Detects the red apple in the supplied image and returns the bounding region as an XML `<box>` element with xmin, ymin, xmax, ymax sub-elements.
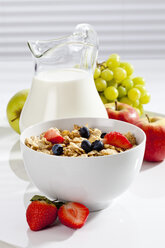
<box><xmin>136</xmin><ymin>115</ymin><xmax>165</xmax><ymax>162</ymax></box>
<box><xmin>105</xmin><ymin>101</ymin><xmax>139</xmax><ymax>124</ymax></box>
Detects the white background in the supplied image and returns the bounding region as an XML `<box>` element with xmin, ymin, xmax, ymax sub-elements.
<box><xmin>1</xmin><ymin>0</ymin><xmax>165</xmax><ymax>60</ymax></box>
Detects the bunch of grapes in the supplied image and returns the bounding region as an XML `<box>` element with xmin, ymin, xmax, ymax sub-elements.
<box><xmin>94</xmin><ymin>54</ymin><xmax>151</xmax><ymax>116</ymax></box>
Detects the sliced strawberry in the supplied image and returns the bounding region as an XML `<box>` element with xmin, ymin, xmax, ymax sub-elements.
<box><xmin>58</xmin><ymin>202</ymin><xmax>89</xmax><ymax>229</ymax></box>
<box><xmin>26</xmin><ymin>195</ymin><xmax>58</xmax><ymax>231</ymax></box>
<box><xmin>103</xmin><ymin>131</ymin><xmax>133</xmax><ymax>149</ymax></box>
<box><xmin>44</xmin><ymin>128</ymin><xmax>64</xmax><ymax>143</ymax></box>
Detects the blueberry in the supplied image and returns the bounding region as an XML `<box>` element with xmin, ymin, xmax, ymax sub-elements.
<box><xmin>101</xmin><ymin>132</ymin><xmax>107</xmax><ymax>138</ymax></box>
<box><xmin>81</xmin><ymin>140</ymin><xmax>92</xmax><ymax>153</ymax></box>
<box><xmin>91</xmin><ymin>140</ymin><xmax>104</xmax><ymax>151</ymax></box>
<box><xmin>52</xmin><ymin>144</ymin><xmax>63</xmax><ymax>155</ymax></box>
<box><xmin>79</xmin><ymin>127</ymin><xmax>90</xmax><ymax>138</ymax></box>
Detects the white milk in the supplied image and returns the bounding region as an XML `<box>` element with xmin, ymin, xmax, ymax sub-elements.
<box><xmin>20</xmin><ymin>68</ymin><xmax>108</xmax><ymax>131</ymax></box>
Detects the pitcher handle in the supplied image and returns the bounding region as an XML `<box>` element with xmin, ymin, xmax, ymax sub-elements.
<box><xmin>73</xmin><ymin>23</ymin><xmax>99</xmax><ymax>49</ymax></box>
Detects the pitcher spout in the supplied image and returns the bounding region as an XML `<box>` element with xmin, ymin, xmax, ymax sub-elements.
<box><xmin>27</xmin><ymin>39</ymin><xmax>61</xmax><ymax>58</ymax></box>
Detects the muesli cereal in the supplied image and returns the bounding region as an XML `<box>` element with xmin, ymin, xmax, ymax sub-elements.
<box><xmin>25</xmin><ymin>124</ymin><xmax>136</xmax><ymax>157</ymax></box>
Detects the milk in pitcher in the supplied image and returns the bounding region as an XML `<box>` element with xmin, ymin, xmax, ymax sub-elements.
<box><xmin>20</xmin><ymin>68</ymin><xmax>108</xmax><ymax>131</ymax></box>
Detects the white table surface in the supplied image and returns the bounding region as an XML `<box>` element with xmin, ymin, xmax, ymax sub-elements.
<box><xmin>0</xmin><ymin>60</ymin><xmax>165</xmax><ymax>248</ymax></box>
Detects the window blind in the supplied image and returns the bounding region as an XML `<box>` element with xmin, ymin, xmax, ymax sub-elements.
<box><xmin>1</xmin><ymin>0</ymin><xmax>165</xmax><ymax>60</ymax></box>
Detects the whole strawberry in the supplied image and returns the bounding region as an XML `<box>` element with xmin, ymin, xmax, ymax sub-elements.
<box><xmin>26</xmin><ymin>195</ymin><xmax>58</xmax><ymax>231</ymax></box>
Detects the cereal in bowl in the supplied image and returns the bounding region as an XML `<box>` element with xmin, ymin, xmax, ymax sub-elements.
<box><xmin>25</xmin><ymin>124</ymin><xmax>136</xmax><ymax>157</ymax></box>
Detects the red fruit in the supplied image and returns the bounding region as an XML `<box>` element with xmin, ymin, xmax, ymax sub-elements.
<box><xmin>44</xmin><ymin>128</ymin><xmax>64</xmax><ymax>143</ymax></box>
<box><xmin>58</xmin><ymin>202</ymin><xmax>89</xmax><ymax>229</ymax></box>
<box><xmin>26</xmin><ymin>195</ymin><xmax>58</xmax><ymax>231</ymax></box>
<box><xmin>105</xmin><ymin>102</ymin><xmax>139</xmax><ymax>125</ymax></box>
<box><xmin>103</xmin><ymin>131</ymin><xmax>133</xmax><ymax>149</ymax></box>
<box><xmin>136</xmin><ymin>116</ymin><xmax>165</xmax><ymax>162</ymax></box>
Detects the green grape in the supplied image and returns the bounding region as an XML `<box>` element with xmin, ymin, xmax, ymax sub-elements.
<box><xmin>133</xmin><ymin>77</ymin><xmax>145</xmax><ymax>86</ymax></box>
<box><xmin>95</xmin><ymin>78</ymin><xmax>107</xmax><ymax>92</ymax></box>
<box><xmin>127</xmin><ymin>75</ymin><xmax>134</xmax><ymax>79</ymax></box>
<box><xmin>109</xmin><ymin>54</ymin><xmax>120</xmax><ymax>59</ymax></box>
<box><xmin>133</xmin><ymin>99</ymin><xmax>140</xmax><ymax>107</ymax></box>
<box><xmin>119</xmin><ymin>97</ymin><xmax>133</xmax><ymax>106</ymax></box>
<box><xmin>94</xmin><ymin>67</ymin><xmax>101</xmax><ymax>79</ymax></box>
<box><xmin>138</xmin><ymin>104</ymin><xmax>144</xmax><ymax>116</ymax></box>
<box><xmin>117</xmin><ymin>86</ymin><xmax>127</xmax><ymax>98</ymax></box>
<box><xmin>128</xmin><ymin>88</ymin><xmax>141</xmax><ymax>101</ymax></box>
<box><xmin>104</xmin><ymin>86</ymin><xmax>118</xmax><ymax>101</ymax></box>
<box><xmin>134</xmin><ymin>84</ymin><xmax>146</xmax><ymax>97</ymax></box>
<box><xmin>120</xmin><ymin>62</ymin><xmax>134</xmax><ymax>76</ymax></box>
<box><xmin>113</xmin><ymin>67</ymin><xmax>127</xmax><ymax>82</ymax></box>
<box><xmin>101</xmin><ymin>69</ymin><xmax>113</xmax><ymax>81</ymax></box>
<box><xmin>100</xmin><ymin>93</ymin><xmax>108</xmax><ymax>104</ymax></box>
<box><xmin>121</xmin><ymin>78</ymin><xmax>134</xmax><ymax>90</ymax></box>
<box><xmin>140</xmin><ymin>92</ymin><xmax>151</xmax><ymax>104</ymax></box>
<box><xmin>107</xmin><ymin>79</ymin><xmax>118</xmax><ymax>88</ymax></box>
<box><xmin>107</xmin><ymin>54</ymin><xmax>120</xmax><ymax>69</ymax></box>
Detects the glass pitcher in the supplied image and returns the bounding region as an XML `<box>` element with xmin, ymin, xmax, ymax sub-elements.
<box><xmin>19</xmin><ymin>23</ymin><xmax>108</xmax><ymax>132</ymax></box>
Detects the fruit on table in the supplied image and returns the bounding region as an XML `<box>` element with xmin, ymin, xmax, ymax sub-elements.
<box><xmin>44</xmin><ymin>128</ymin><xmax>64</xmax><ymax>143</ymax></box>
<box><xmin>103</xmin><ymin>131</ymin><xmax>133</xmax><ymax>149</ymax></box>
<box><xmin>105</xmin><ymin>101</ymin><xmax>139</xmax><ymax>125</ymax></box>
<box><xmin>101</xmin><ymin>68</ymin><xmax>113</xmax><ymax>81</ymax></box>
<box><xmin>95</xmin><ymin>78</ymin><xmax>107</xmax><ymax>92</ymax></box>
<box><xmin>120</xmin><ymin>62</ymin><xmax>134</xmax><ymax>76</ymax></box>
<box><xmin>26</xmin><ymin>195</ymin><xmax>89</xmax><ymax>231</ymax></box>
<box><xmin>26</xmin><ymin>195</ymin><xmax>58</xmax><ymax>231</ymax></box>
<box><xmin>113</xmin><ymin>67</ymin><xmax>127</xmax><ymax>82</ymax></box>
<box><xmin>136</xmin><ymin>115</ymin><xmax>165</xmax><ymax>162</ymax></box>
<box><xmin>106</xmin><ymin>54</ymin><xmax>120</xmax><ymax>68</ymax></box>
<box><xmin>6</xmin><ymin>89</ymin><xmax>29</xmax><ymax>134</ymax></box>
<box><xmin>104</xmin><ymin>86</ymin><xmax>118</xmax><ymax>101</ymax></box>
<box><xmin>94</xmin><ymin>54</ymin><xmax>151</xmax><ymax>116</ymax></box>
<box><xmin>58</xmin><ymin>202</ymin><xmax>89</xmax><ymax>229</ymax></box>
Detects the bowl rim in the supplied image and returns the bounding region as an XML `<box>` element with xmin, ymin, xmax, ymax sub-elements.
<box><xmin>20</xmin><ymin>117</ymin><xmax>146</xmax><ymax>160</ymax></box>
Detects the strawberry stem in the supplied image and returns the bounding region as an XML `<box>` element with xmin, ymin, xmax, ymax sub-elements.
<box><xmin>30</xmin><ymin>195</ymin><xmax>53</xmax><ymax>204</ymax></box>
<box><xmin>52</xmin><ymin>200</ymin><xmax>65</xmax><ymax>209</ymax></box>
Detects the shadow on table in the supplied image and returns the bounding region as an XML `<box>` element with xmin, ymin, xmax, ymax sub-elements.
<box><xmin>26</xmin><ymin>223</ymin><xmax>75</xmax><ymax>246</ymax></box>
<box><xmin>131</xmin><ymin>159</ymin><xmax>165</xmax><ymax>198</ymax></box>
<box><xmin>9</xmin><ymin>139</ymin><xmax>29</xmax><ymax>182</ymax></box>
<box><xmin>0</xmin><ymin>240</ymin><xmax>21</xmax><ymax>248</ymax></box>
<box><xmin>140</xmin><ymin>160</ymin><xmax>161</xmax><ymax>172</ymax></box>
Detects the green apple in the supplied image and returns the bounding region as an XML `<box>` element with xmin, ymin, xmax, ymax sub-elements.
<box><xmin>6</xmin><ymin>89</ymin><xmax>29</xmax><ymax>134</ymax></box>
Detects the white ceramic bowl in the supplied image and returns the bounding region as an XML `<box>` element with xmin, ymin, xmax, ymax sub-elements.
<box><xmin>20</xmin><ymin>117</ymin><xmax>146</xmax><ymax>211</ymax></box>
